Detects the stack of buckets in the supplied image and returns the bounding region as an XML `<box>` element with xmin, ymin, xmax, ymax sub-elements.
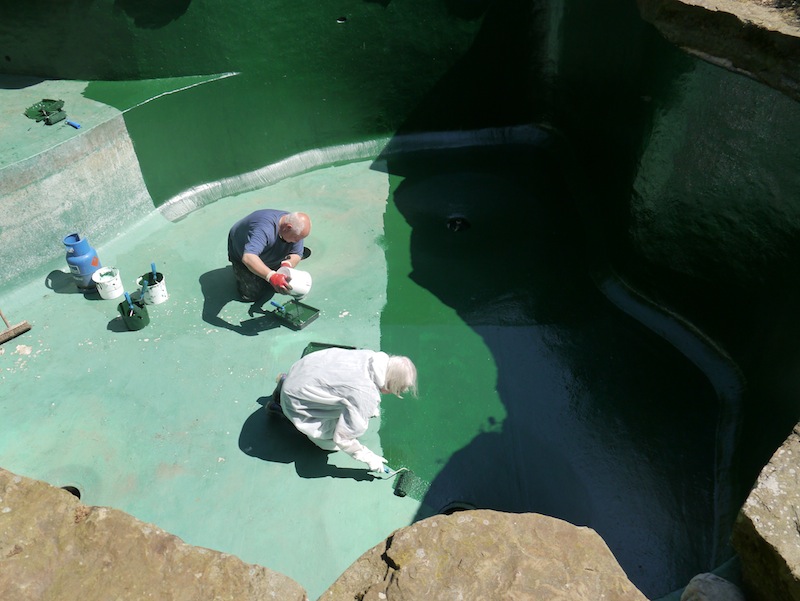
<box><xmin>63</xmin><ymin>234</ymin><xmax>168</xmax><ymax>331</ymax></box>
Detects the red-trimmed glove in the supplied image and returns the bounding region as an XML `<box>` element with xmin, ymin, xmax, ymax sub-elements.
<box><xmin>280</xmin><ymin>260</ymin><xmax>293</xmax><ymax>268</ymax></box>
<box><xmin>268</xmin><ymin>271</ymin><xmax>290</xmax><ymax>291</ymax></box>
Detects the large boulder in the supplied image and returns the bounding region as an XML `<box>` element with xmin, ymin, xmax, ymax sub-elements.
<box><xmin>680</xmin><ymin>572</ymin><xmax>745</xmax><ymax>600</ymax></box>
<box><xmin>731</xmin><ymin>423</ymin><xmax>800</xmax><ymax>601</ymax></box>
<box><xmin>636</xmin><ymin>0</ymin><xmax>800</xmax><ymax>102</ymax></box>
<box><xmin>320</xmin><ymin>509</ymin><xmax>647</xmax><ymax>601</ymax></box>
<box><xmin>0</xmin><ymin>468</ymin><xmax>307</xmax><ymax>601</ymax></box>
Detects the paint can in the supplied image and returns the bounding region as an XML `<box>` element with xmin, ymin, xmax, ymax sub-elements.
<box><xmin>91</xmin><ymin>268</ymin><xmax>124</xmax><ymax>300</ymax></box>
<box><xmin>117</xmin><ymin>298</ymin><xmax>149</xmax><ymax>331</ymax></box>
<box><xmin>277</xmin><ymin>266</ymin><xmax>312</xmax><ymax>299</ymax></box>
<box><xmin>135</xmin><ymin>272</ymin><xmax>169</xmax><ymax>305</ymax></box>
<box><xmin>63</xmin><ymin>233</ymin><xmax>101</xmax><ymax>290</ymax></box>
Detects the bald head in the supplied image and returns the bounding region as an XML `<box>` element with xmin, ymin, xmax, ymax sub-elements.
<box><xmin>280</xmin><ymin>212</ymin><xmax>312</xmax><ymax>243</ymax></box>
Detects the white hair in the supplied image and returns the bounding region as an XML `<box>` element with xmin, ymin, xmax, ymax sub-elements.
<box><xmin>283</xmin><ymin>212</ymin><xmax>311</xmax><ymax>236</ymax></box>
<box><xmin>384</xmin><ymin>355</ymin><xmax>418</xmax><ymax>398</ymax></box>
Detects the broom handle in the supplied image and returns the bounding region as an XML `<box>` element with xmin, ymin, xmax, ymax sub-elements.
<box><xmin>0</xmin><ymin>309</ymin><xmax>11</xmax><ymax>329</ymax></box>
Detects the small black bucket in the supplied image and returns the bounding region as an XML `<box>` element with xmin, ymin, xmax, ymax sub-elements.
<box><xmin>117</xmin><ymin>298</ymin><xmax>149</xmax><ymax>331</ymax></box>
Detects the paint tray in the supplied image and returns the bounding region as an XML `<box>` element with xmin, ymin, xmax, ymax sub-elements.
<box><xmin>302</xmin><ymin>341</ymin><xmax>357</xmax><ymax>357</ymax></box>
<box><xmin>270</xmin><ymin>299</ymin><xmax>320</xmax><ymax>331</ymax></box>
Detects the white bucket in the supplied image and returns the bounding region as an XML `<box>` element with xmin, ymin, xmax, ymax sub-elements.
<box><xmin>135</xmin><ymin>272</ymin><xmax>169</xmax><ymax>305</ymax></box>
<box><xmin>91</xmin><ymin>268</ymin><xmax>124</xmax><ymax>300</ymax></box>
<box><xmin>278</xmin><ymin>266</ymin><xmax>312</xmax><ymax>299</ymax></box>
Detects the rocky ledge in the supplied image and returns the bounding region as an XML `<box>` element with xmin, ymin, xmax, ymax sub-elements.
<box><xmin>732</xmin><ymin>423</ymin><xmax>800</xmax><ymax>601</ymax></box>
<box><xmin>1</xmin><ymin>466</ymin><xmax>653</xmax><ymax>601</ymax></box>
<box><xmin>321</xmin><ymin>509</ymin><xmax>648</xmax><ymax>600</ymax></box>
<box><xmin>0</xmin><ymin>468</ymin><xmax>308</xmax><ymax>601</ymax></box>
<box><xmin>636</xmin><ymin>0</ymin><xmax>800</xmax><ymax>101</ymax></box>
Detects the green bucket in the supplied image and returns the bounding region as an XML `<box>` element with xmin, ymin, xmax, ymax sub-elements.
<box><xmin>117</xmin><ymin>298</ymin><xmax>149</xmax><ymax>331</ymax></box>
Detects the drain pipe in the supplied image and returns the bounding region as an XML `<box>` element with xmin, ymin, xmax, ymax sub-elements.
<box><xmin>592</xmin><ymin>266</ymin><xmax>745</xmax><ymax>567</ymax></box>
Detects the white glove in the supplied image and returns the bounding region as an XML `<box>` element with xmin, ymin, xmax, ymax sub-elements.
<box><xmin>353</xmin><ymin>448</ymin><xmax>387</xmax><ymax>472</ymax></box>
<box><xmin>366</xmin><ymin>455</ymin><xmax>387</xmax><ymax>472</ymax></box>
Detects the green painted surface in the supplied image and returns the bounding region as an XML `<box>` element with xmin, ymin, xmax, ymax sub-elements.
<box><xmin>1</xmin><ymin>141</ymin><xmax>723</xmax><ymax>598</ymax></box>
<box><xmin>0</xmin><ymin>0</ymin><xmax>486</xmax><ymax>205</ymax></box>
<box><xmin>4</xmin><ymin>0</ymin><xmax>800</xmax><ymax>599</ymax></box>
<box><xmin>0</xmin><ymin>77</ymin><xmax>121</xmax><ymax>169</ymax></box>
<box><xmin>84</xmin><ymin>74</ymin><xmax>235</xmax><ymax>112</ymax></box>
<box><xmin>380</xmin><ymin>179</ymin><xmax>505</xmax><ymax>487</ymax></box>
<box><xmin>378</xmin><ymin>145</ymin><xmax>721</xmax><ymax>598</ymax></box>
<box><xmin>0</xmin><ymin>161</ymin><xmax>424</xmax><ymax>600</ymax></box>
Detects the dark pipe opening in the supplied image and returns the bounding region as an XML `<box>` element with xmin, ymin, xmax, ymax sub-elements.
<box><xmin>61</xmin><ymin>485</ymin><xmax>81</xmax><ymax>499</ymax></box>
<box><xmin>446</xmin><ymin>215</ymin><xmax>470</xmax><ymax>232</ymax></box>
<box><xmin>440</xmin><ymin>501</ymin><xmax>476</xmax><ymax>515</ymax></box>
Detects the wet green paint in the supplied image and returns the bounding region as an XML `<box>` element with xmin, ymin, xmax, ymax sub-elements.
<box><xmin>380</xmin><ymin>175</ymin><xmax>504</xmax><ymax>490</ymax></box>
<box><xmin>378</xmin><ymin>144</ymin><xmax>720</xmax><ymax>598</ymax></box>
<box><xmin>84</xmin><ymin>75</ymin><xmax>232</xmax><ymax>112</ymax></box>
<box><xmin>2</xmin><ymin>0</ymin><xmax>484</xmax><ymax>206</ymax></box>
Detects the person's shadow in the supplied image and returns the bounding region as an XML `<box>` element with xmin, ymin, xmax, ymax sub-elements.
<box><xmin>199</xmin><ymin>266</ymin><xmax>282</xmax><ymax>336</ymax></box>
<box><xmin>238</xmin><ymin>396</ymin><xmax>375</xmax><ymax>481</ymax></box>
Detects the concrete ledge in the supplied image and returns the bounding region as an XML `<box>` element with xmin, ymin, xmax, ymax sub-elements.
<box><xmin>0</xmin><ymin>116</ymin><xmax>153</xmax><ymax>291</ymax></box>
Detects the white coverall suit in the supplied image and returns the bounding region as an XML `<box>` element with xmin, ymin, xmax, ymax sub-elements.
<box><xmin>279</xmin><ymin>348</ymin><xmax>388</xmax><ymax>471</ymax></box>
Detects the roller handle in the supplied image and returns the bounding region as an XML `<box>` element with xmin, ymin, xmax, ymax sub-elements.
<box><xmin>151</xmin><ymin>262</ymin><xmax>157</xmax><ymax>279</ymax></box>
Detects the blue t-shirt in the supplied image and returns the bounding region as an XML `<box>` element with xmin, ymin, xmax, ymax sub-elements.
<box><xmin>228</xmin><ymin>209</ymin><xmax>304</xmax><ymax>268</ymax></box>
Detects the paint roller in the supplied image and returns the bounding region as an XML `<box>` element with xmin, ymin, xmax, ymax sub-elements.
<box><xmin>374</xmin><ymin>465</ymin><xmax>429</xmax><ymax>498</ymax></box>
<box><xmin>270</xmin><ymin>300</ymin><xmax>288</xmax><ymax>313</ymax></box>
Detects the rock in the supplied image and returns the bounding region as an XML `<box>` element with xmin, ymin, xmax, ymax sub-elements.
<box><xmin>731</xmin><ymin>423</ymin><xmax>800</xmax><ymax>601</ymax></box>
<box><xmin>0</xmin><ymin>468</ymin><xmax>307</xmax><ymax>601</ymax></box>
<box><xmin>320</xmin><ymin>509</ymin><xmax>648</xmax><ymax>601</ymax></box>
<box><xmin>680</xmin><ymin>573</ymin><xmax>745</xmax><ymax>600</ymax></box>
<box><xmin>635</xmin><ymin>0</ymin><xmax>800</xmax><ymax>103</ymax></box>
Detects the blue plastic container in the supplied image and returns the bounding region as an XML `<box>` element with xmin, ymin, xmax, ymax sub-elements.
<box><xmin>63</xmin><ymin>233</ymin><xmax>102</xmax><ymax>289</ymax></box>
